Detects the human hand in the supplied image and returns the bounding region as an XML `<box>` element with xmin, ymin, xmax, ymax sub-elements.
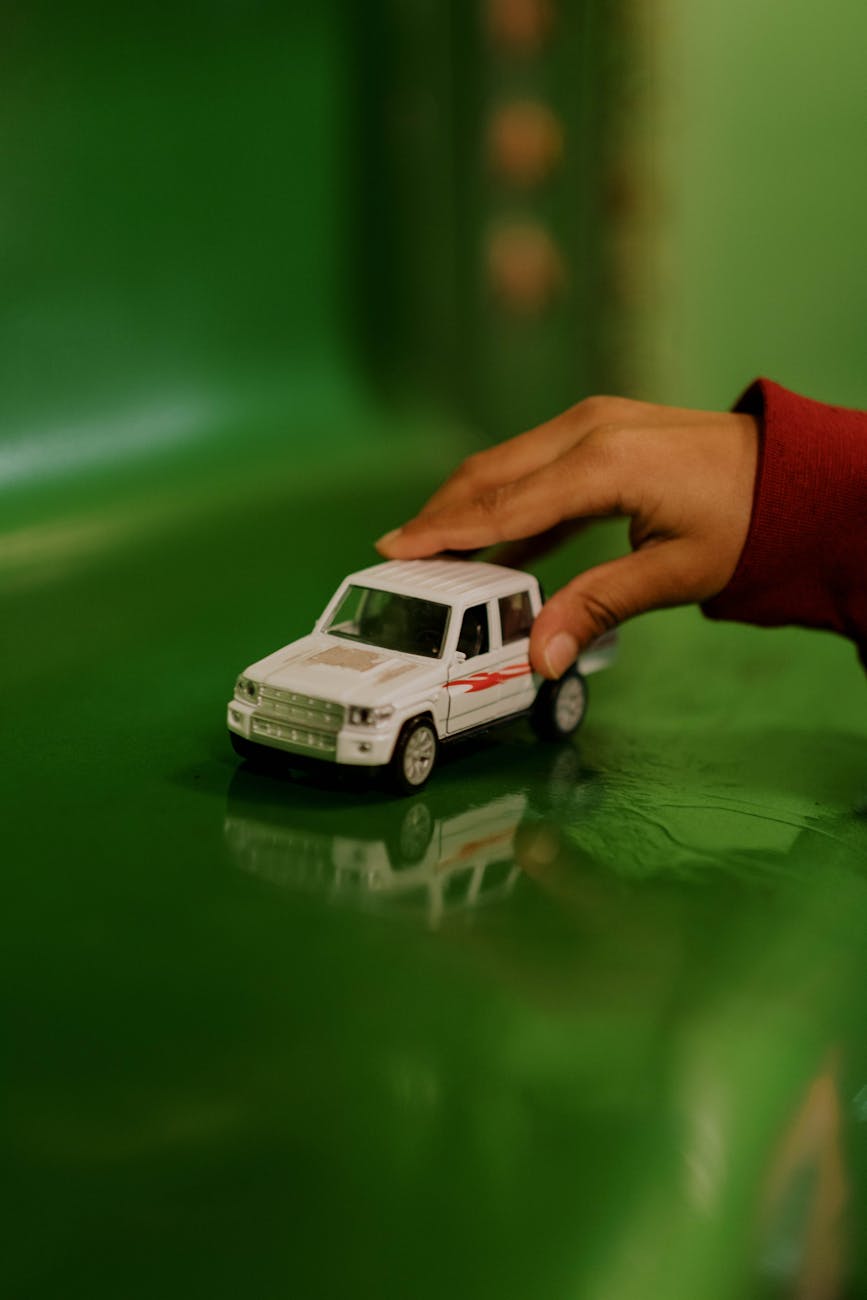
<box><xmin>375</xmin><ymin>396</ymin><xmax>758</xmax><ymax>678</ymax></box>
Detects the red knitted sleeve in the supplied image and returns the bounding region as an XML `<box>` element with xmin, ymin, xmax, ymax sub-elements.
<box><xmin>701</xmin><ymin>378</ymin><xmax>867</xmax><ymax>666</ymax></box>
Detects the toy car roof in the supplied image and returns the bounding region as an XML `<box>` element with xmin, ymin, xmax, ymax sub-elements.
<box><xmin>347</xmin><ymin>559</ymin><xmax>536</xmax><ymax>603</ymax></box>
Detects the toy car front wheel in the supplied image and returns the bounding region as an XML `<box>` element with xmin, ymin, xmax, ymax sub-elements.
<box><xmin>532</xmin><ymin>669</ymin><xmax>588</xmax><ymax>741</ymax></box>
<box><xmin>387</xmin><ymin>799</ymin><xmax>434</xmax><ymax>866</ymax></box>
<box><xmin>389</xmin><ymin>717</ymin><xmax>438</xmax><ymax>795</ymax></box>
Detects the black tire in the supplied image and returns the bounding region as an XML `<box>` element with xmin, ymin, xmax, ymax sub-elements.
<box><xmin>531</xmin><ymin>669</ymin><xmax>588</xmax><ymax>742</ymax></box>
<box><xmin>388</xmin><ymin>717</ymin><xmax>439</xmax><ymax>795</ymax></box>
<box><xmin>230</xmin><ymin>732</ymin><xmax>256</xmax><ymax>760</ymax></box>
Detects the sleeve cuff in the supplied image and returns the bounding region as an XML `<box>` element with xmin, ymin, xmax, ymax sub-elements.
<box><xmin>701</xmin><ymin>378</ymin><xmax>867</xmax><ymax>658</ymax></box>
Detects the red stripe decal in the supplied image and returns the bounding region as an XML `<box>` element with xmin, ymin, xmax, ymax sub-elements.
<box><xmin>448</xmin><ymin>662</ymin><xmax>532</xmax><ymax>693</ymax></box>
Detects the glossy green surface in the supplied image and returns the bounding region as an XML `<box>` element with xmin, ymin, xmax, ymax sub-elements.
<box><xmin>4</xmin><ymin>4</ymin><xmax>867</xmax><ymax>1297</ymax></box>
<box><xmin>6</xmin><ymin>459</ymin><xmax>867</xmax><ymax>1298</ymax></box>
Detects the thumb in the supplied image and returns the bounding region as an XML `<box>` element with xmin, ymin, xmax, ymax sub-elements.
<box><xmin>529</xmin><ymin>542</ymin><xmax>698</xmax><ymax>678</ymax></box>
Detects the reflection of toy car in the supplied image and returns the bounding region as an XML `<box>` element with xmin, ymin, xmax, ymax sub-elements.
<box><xmin>228</xmin><ymin>558</ymin><xmax>616</xmax><ymax>793</ymax></box>
<box><xmin>224</xmin><ymin>745</ymin><xmax>600</xmax><ymax>928</ymax></box>
<box><xmin>225</xmin><ymin>776</ymin><xmax>525</xmax><ymax>929</ymax></box>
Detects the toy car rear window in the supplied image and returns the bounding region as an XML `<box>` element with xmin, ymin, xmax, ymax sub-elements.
<box><xmin>325</xmin><ymin>585</ymin><xmax>450</xmax><ymax>658</ymax></box>
<box><xmin>499</xmin><ymin>591</ymin><xmax>533</xmax><ymax>644</ymax></box>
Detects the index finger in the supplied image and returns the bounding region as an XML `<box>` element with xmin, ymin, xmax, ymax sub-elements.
<box><xmin>377</xmin><ymin>439</ymin><xmax>625</xmax><ymax>558</ymax></box>
<box><xmin>418</xmin><ymin>414</ymin><xmax>582</xmax><ymax>519</ymax></box>
<box><xmin>414</xmin><ymin>396</ymin><xmax>719</xmax><ymax>521</ymax></box>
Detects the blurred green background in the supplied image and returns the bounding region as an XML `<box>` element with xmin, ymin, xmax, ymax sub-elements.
<box><xmin>3</xmin><ymin>0</ymin><xmax>866</xmax><ymax>526</ymax></box>
<box><xmin>4</xmin><ymin>3</ymin><xmax>867</xmax><ymax>1297</ymax></box>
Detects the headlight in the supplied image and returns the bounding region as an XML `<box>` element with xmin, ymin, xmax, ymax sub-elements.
<box><xmin>235</xmin><ymin>676</ymin><xmax>260</xmax><ymax>703</ymax></box>
<box><xmin>349</xmin><ymin>705</ymin><xmax>394</xmax><ymax>726</ymax></box>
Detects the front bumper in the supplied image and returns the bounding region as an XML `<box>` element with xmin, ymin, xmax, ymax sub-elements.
<box><xmin>227</xmin><ymin>698</ymin><xmax>396</xmax><ymax>767</ymax></box>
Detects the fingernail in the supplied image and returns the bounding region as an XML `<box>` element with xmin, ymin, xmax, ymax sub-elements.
<box><xmin>543</xmin><ymin>631</ymin><xmax>578</xmax><ymax>679</ymax></box>
<box><xmin>376</xmin><ymin>527</ymin><xmax>402</xmax><ymax>551</ymax></box>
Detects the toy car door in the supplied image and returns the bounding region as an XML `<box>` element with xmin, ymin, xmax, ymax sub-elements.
<box><xmin>446</xmin><ymin>602</ymin><xmax>522</xmax><ymax>734</ymax></box>
<box><xmin>495</xmin><ymin>589</ymin><xmax>537</xmax><ymax>715</ymax></box>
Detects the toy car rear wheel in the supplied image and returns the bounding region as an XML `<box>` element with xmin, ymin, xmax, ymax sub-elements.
<box><xmin>389</xmin><ymin>717</ymin><xmax>438</xmax><ymax>795</ymax></box>
<box><xmin>531</xmin><ymin>669</ymin><xmax>588</xmax><ymax>741</ymax></box>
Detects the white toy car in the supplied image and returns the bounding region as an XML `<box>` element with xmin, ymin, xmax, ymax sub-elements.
<box><xmin>227</xmin><ymin>558</ymin><xmax>616</xmax><ymax>793</ymax></box>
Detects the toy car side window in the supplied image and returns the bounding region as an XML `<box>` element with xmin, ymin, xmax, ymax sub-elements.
<box><xmin>498</xmin><ymin>592</ymin><xmax>533</xmax><ymax>644</ymax></box>
<box><xmin>457</xmin><ymin>604</ymin><xmax>490</xmax><ymax>658</ymax></box>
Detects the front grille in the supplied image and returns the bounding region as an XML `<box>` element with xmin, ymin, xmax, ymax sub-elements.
<box><xmin>252</xmin><ymin>716</ymin><xmax>337</xmax><ymax>755</ymax></box>
<box><xmin>259</xmin><ymin>685</ymin><xmax>344</xmax><ymax>730</ymax></box>
<box><xmin>254</xmin><ymin>686</ymin><xmax>344</xmax><ymax>757</ymax></box>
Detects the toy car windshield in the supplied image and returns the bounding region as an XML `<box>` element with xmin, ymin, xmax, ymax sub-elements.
<box><xmin>325</xmin><ymin>585</ymin><xmax>449</xmax><ymax>658</ymax></box>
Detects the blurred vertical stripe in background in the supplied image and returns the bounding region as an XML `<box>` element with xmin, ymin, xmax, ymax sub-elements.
<box><xmin>352</xmin><ymin>0</ymin><xmax>637</xmax><ymax>434</ymax></box>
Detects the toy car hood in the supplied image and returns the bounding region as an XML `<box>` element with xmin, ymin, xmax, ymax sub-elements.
<box><xmin>243</xmin><ymin>633</ymin><xmax>444</xmax><ymax>708</ymax></box>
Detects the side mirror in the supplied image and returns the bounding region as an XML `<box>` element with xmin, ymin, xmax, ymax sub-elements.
<box><xmin>452</xmin><ymin>650</ymin><xmax>467</xmax><ymax>665</ymax></box>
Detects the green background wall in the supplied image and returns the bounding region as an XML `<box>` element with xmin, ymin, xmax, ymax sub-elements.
<box><xmin>0</xmin><ymin>1</ymin><xmax>362</xmax><ymax>538</ymax></box>
<box><xmin>2</xmin><ymin>0</ymin><xmax>865</xmax><ymax>516</ymax></box>
<box><xmin>647</xmin><ymin>0</ymin><xmax>867</xmax><ymax>409</ymax></box>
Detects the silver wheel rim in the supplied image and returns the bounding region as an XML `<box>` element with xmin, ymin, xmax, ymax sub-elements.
<box><xmin>399</xmin><ymin>801</ymin><xmax>433</xmax><ymax>859</ymax></box>
<box><xmin>554</xmin><ymin>676</ymin><xmax>585</xmax><ymax>732</ymax></box>
<box><xmin>403</xmin><ymin>726</ymin><xmax>436</xmax><ymax>785</ymax></box>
